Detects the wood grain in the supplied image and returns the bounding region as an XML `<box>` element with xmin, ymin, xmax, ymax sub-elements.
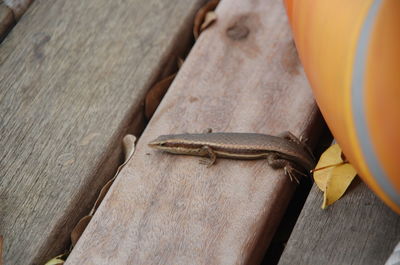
<box><xmin>66</xmin><ymin>0</ymin><xmax>321</xmax><ymax>264</ymax></box>
<box><xmin>279</xmin><ymin>181</ymin><xmax>400</xmax><ymax>265</ymax></box>
<box><xmin>0</xmin><ymin>0</ymin><xmax>204</xmax><ymax>264</ymax></box>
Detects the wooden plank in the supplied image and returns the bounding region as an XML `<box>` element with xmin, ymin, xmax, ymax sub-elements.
<box><xmin>0</xmin><ymin>0</ymin><xmax>205</xmax><ymax>264</ymax></box>
<box><xmin>66</xmin><ymin>0</ymin><xmax>322</xmax><ymax>264</ymax></box>
<box><xmin>279</xmin><ymin>181</ymin><xmax>400</xmax><ymax>265</ymax></box>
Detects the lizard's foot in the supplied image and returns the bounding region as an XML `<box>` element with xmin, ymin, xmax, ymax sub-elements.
<box><xmin>199</xmin><ymin>158</ymin><xmax>215</xmax><ymax>167</ymax></box>
<box><xmin>278</xmin><ymin>131</ymin><xmax>315</xmax><ymax>161</ymax></box>
<box><xmin>284</xmin><ymin>166</ymin><xmax>299</xmax><ymax>183</ymax></box>
<box><xmin>284</xmin><ymin>164</ymin><xmax>308</xmax><ymax>183</ymax></box>
<box><xmin>199</xmin><ymin>145</ymin><xmax>216</xmax><ymax>167</ymax></box>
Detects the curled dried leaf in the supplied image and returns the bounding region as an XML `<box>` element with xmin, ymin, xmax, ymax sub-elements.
<box><xmin>92</xmin><ymin>177</ymin><xmax>115</xmax><ymax>213</ymax></box>
<box><xmin>193</xmin><ymin>0</ymin><xmax>220</xmax><ymax>39</ymax></box>
<box><xmin>122</xmin><ymin>134</ymin><xmax>137</xmax><ymax>162</ymax></box>
<box><xmin>177</xmin><ymin>57</ymin><xmax>184</xmax><ymax>69</ymax></box>
<box><xmin>145</xmin><ymin>73</ymin><xmax>176</xmax><ymax>120</ymax></box>
<box><xmin>70</xmin><ymin>135</ymin><xmax>136</xmax><ymax>247</ymax></box>
<box><xmin>122</xmin><ymin>134</ymin><xmax>136</xmax><ymax>163</ymax></box>
<box><xmin>200</xmin><ymin>11</ymin><xmax>217</xmax><ymax>32</ymax></box>
<box><xmin>91</xmin><ymin>134</ymin><xmax>136</xmax><ymax>214</ymax></box>
<box><xmin>92</xmin><ymin>134</ymin><xmax>136</xmax><ymax>212</ymax></box>
<box><xmin>71</xmin><ymin>216</ymin><xmax>92</xmax><ymax>247</ymax></box>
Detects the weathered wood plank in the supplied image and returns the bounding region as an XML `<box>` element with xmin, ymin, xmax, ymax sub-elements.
<box><xmin>66</xmin><ymin>0</ymin><xmax>321</xmax><ymax>264</ymax></box>
<box><xmin>279</xmin><ymin>181</ymin><xmax>400</xmax><ymax>265</ymax></box>
<box><xmin>0</xmin><ymin>0</ymin><xmax>205</xmax><ymax>264</ymax></box>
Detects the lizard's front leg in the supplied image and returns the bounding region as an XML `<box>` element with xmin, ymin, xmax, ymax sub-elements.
<box><xmin>199</xmin><ymin>145</ymin><xmax>217</xmax><ymax>167</ymax></box>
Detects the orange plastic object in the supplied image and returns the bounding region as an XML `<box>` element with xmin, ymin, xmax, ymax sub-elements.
<box><xmin>284</xmin><ymin>0</ymin><xmax>400</xmax><ymax>213</ymax></box>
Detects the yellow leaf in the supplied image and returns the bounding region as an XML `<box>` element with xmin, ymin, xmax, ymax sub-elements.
<box><xmin>44</xmin><ymin>254</ymin><xmax>66</xmax><ymax>265</ymax></box>
<box><xmin>313</xmin><ymin>144</ymin><xmax>357</xmax><ymax>208</ymax></box>
<box><xmin>322</xmin><ymin>163</ymin><xmax>357</xmax><ymax>208</ymax></box>
<box><xmin>313</xmin><ymin>144</ymin><xmax>343</xmax><ymax>191</ymax></box>
<box><xmin>45</xmin><ymin>258</ymin><xmax>64</xmax><ymax>265</ymax></box>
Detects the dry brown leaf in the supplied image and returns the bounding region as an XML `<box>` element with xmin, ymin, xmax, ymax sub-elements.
<box><xmin>70</xmin><ymin>135</ymin><xmax>136</xmax><ymax>247</ymax></box>
<box><xmin>92</xmin><ymin>177</ymin><xmax>115</xmax><ymax>213</ymax></box>
<box><xmin>193</xmin><ymin>0</ymin><xmax>220</xmax><ymax>39</ymax></box>
<box><xmin>122</xmin><ymin>134</ymin><xmax>136</xmax><ymax>162</ymax></box>
<box><xmin>92</xmin><ymin>135</ymin><xmax>135</xmax><ymax>212</ymax></box>
<box><xmin>145</xmin><ymin>73</ymin><xmax>176</xmax><ymax>120</ymax></box>
<box><xmin>177</xmin><ymin>57</ymin><xmax>184</xmax><ymax>69</ymax></box>
<box><xmin>71</xmin><ymin>216</ymin><xmax>92</xmax><ymax>247</ymax></box>
<box><xmin>313</xmin><ymin>144</ymin><xmax>357</xmax><ymax>209</ymax></box>
<box><xmin>92</xmin><ymin>135</ymin><xmax>136</xmax><ymax>212</ymax></box>
<box><xmin>200</xmin><ymin>11</ymin><xmax>217</xmax><ymax>32</ymax></box>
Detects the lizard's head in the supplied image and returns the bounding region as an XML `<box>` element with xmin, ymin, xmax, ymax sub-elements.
<box><xmin>148</xmin><ymin>134</ymin><xmax>171</xmax><ymax>149</ymax></box>
<box><xmin>148</xmin><ymin>134</ymin><xmax>203</xmax><ymax>154</ymax></box>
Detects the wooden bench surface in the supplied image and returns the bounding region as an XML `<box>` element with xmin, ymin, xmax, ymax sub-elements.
<box><xmin>2</xmin><ymin>0</ymin><xmax>396</xmax><ymax>264</ymax></box>
<box><xmin>279</xmin><ymin>181</ymin><xmax>400</xmax><ymax>265</ymax></box>
<box><xmin>0</xmin><ymin>0</ymin><xmax>204</xmax><ymax>264</ymax></box>
<box><xmin>65</xmin><ymin>0</ymin><xmax>321</xmax><ymax>264</ymax></box>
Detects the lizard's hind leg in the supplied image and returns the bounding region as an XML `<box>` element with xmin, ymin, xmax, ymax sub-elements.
<box><xmin>267</xmin><ymin>153</ymin><xmax>305</xmax><ymax>183</ymax></box>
